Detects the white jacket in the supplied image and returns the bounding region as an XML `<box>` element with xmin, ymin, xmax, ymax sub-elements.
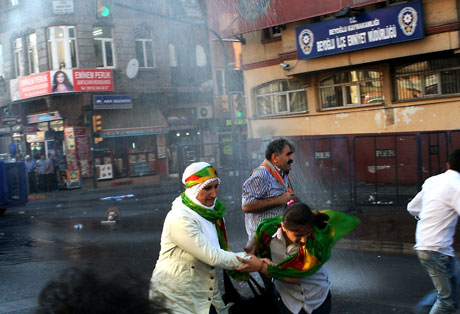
<box><xmin>150</xmin><ymin>196</ymin><xmax>246</xmax><ymax>314</ymax></box>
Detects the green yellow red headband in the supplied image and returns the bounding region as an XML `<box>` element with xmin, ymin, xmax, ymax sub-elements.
<box><xmin>184</xmin><ymin>165</ymin><xmax>218</xmax><ymax>188</ymax></box>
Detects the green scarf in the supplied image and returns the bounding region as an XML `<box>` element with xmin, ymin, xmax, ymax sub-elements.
<box><xmin>181</xmin><ymin>192</ymin><xmax>248</xmax><ymax>281</ymax></box>
<box><xmin>254</xmin><ymin>210</ymin><xmax>360</xmax><ymax>280</ymax></box>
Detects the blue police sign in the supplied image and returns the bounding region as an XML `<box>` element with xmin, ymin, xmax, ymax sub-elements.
<box><xmin>296</xmin><ymin>0</ymin><xmax>424</xmax><ymax>59</ymax></box>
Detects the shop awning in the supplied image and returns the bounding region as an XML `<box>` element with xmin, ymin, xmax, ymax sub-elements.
<box><xmin>100</xmin><ymin>106</ymin><xmax>169</xmax><ymax>138</ymax></box>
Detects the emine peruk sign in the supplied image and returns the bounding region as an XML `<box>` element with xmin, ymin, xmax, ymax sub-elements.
<box><xmin>296</xmin><ymin>1</ymin><xmax>424</xmax><ymax>59</ymax></box>
<box><xmin>13</xmin><ymin>69</ymin><xmax>113</xmax><ymax>101</ymax></box>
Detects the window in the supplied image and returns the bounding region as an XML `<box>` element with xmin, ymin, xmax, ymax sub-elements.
<box><xmin>0</xmin><ymin>44</ymin><xmax>4</xmax><ymax>78</ymax></box>
<box><xmin>195</xmin><ymin>45</ymin><xmax>207</xmax><ymax>67</ymax></box>
<box><xmin>168</xmin><ymin>44</ymin><xmax>177</xmax><ymax>67</ymax></box>
<box><xmin>10</xmin><ymin>0</ymin><xmax>19</xmax><ymax>6</ymax></box>
<box><xmin>27</xmin><ymin>33</ymin><xmax>39</xmax><ymax>74</ymax></box>
<box><xmin>319</xmin><ymin>70</ymin><xmax>384</xmax><ymax>109</ymax></box>
<box><xmin>262</xmin><ymin>25</ymin><xmax>285</xmax><ymax>42</ymax></box>
<box><xmin>255</xmin><ymin>80</ymin><xmax>307</xmax><ymax>116</ymax></box>
<box><xmin>135</xmin><ymin>28</ymin><xmax>155</xmax><ymax>68</ymax></box>
<box><xmin>48</xmin><ymin>26</ymin><xmax>77</xmax><ymax>69</ymax></box>
<box><xmin>13</xmin><ymin>37</ymin><xmax>24</xmax><ymax>77</ymax></box>
<box><xmin>394</xmin><ymin>56</ymin><xmax>460</xmax><ymax>100</ymax></box>
<box><xmin>93</xmin><ymin>27</ymin><xmax>115</xmax><ymax>68</ymax></box>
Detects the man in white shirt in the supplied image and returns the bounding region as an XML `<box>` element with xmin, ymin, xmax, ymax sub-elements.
<box><xmin>407</xmin><ymin>148</ymin><xmax>460</xmax><ymax>314</ymax></box>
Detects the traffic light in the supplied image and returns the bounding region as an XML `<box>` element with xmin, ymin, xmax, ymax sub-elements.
<box><xmin>235</xmin><ymin>103</ymin><xmax>246</xmax><ymax>119</ymax></box>
<box><xmin>92</xmin><ymin>114</ymin><xmax>102</xmax><ymax>133</ymax></box>
<box><xmin>92</xmin><ymin>114</ymin><xmax>103</xmax><ymax>144</ymax></box>
<box><xmin>94</xmin><ymin>137</ymin><xmax>104</xmax><ymax>144</ymax></box>
<box><xmin>96</xmin><ymin>0</ymin><xmax>111</xmax><ymax>19</ymax></box>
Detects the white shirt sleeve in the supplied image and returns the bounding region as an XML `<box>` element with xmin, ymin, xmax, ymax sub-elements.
<box><xmin>407</xmin><ymin>190</ymin><xmax>423</xmax><ymax>217</ymax></box>
<box><xmin>452</xmin><ymin>189</ymin><xmax>460</xmax><ymax>215</ymax></box>
<box><xmin>169</xmin><ymin>213</ymin><xmax>246</xmax><ymax>269</ymax></box>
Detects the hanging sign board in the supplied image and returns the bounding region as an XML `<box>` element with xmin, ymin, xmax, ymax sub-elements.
<box><xmin>93</xmin><ymin>95</ymin><xmax>133</xmax><ymax>109</ymax></box>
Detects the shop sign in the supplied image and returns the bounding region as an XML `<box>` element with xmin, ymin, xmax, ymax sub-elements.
<box><xmin>101</xmin><ymin>126</ymin><xmax>169</xmax><ymax>138</ymax></box>
<box><xmin>52</xmin><ymin>0</ymin><xmax>74</xmax><ymax>15</ymax></box>
<box><xmin>12</xmin><ymin>69</ymin><xmax>114</xmax><ymax>101</ymax></box>
<box><xmin>24</xmin><ymin>125</ymin><xmax>38</xmax><ymax>134</ymax></box>
<box><xmin>73</xmin><ymin>69</ymin><xmax>113</xmax><ymax>92</ymax></box>
<box><xmin>11</xmin><ymin>125</ymin><xmax>22</xmax><ymax>133</ymax></box>
<box><xmin>296</xmin><ymin>0</ymin><xmax>424</xmax><ymax>59</ymax></box>
<box><xmin>225</xmin><ymin>119</ymin><xmax>247</xmax><ymax>126</ymax></box>
<box><xmin>0</xmin><ymin>127</ymin><xmax>10</xmax><ymax>135</ymax></box>
<box><xmin>26</xmin><ymin>131</ymin><xmax>45</xmax><ymax>143</ymax></box>
<box><xmin>1</xmin><ymin>116</ymin><xmax>20</xmax><ymax>126</ymax></box>
<box><xmin>18</xmin><ymin>72</ymin><xmax>51</xmax><ymax>99</ymax></box>
<box><xmin>93</xmin><ymin>95</ymin><xmax>133</xmax><ymax>109</ymax></box>
<box><xmin>27</xmin><ymin>111</ymin><xmax>62</xmax><ymax>124</ymax></box>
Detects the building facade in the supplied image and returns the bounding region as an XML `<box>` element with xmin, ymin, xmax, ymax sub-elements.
<box><xmin>206</xmin><ymin>0</ymin><xmax>460</xmax><ymax>209</ymax></box>
<box><xmin>0</xmin><ymin>0</ymin><xmax>219</xmax><ymax>187</ymax></box>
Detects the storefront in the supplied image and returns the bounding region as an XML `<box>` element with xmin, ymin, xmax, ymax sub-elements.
<box><xmin>98</xmin><ymin>104</ymin><xmax>169</xmax><ymax>178</ymax></box>
<box><xmin>24</xmin><ymin>111</ymin><xmax>86</xmax><ymax>189</ymax></box>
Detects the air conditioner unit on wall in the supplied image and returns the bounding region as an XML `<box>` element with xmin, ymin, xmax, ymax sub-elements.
<box><xmin>196</xmin><ymin>105</ymin><xmax>213</xmax><ymax>119</ymax></box>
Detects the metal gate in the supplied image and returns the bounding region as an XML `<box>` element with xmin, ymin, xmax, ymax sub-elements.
<box><xmin>292</xmin><ymin>136</ymin><xmax>352</xmax><ymax>209</ymax></box>
<box><xmin>353</xmin><ymin>134</ymin><xmax>419</xmax><ymax>207</ymax></box>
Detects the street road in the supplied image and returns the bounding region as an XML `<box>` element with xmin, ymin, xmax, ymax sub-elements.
<box><xmin>0</xmin><ymin>183</ymin><xmax>433</xmax><ymax>314</ymax></box>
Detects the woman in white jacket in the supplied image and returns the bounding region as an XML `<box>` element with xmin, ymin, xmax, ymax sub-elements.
<box><xmin>150</xmin><ymin>162</ymin><xmax>262</xmax><ymax>314</ymax></box>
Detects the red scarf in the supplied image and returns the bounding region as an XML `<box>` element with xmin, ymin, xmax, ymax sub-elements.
<box><xmin>260</xmin><ymin>159</ymin><xmax>293</xmax><ymax>193</ymax></box>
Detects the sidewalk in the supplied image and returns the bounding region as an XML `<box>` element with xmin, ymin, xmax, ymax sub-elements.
<box><xmin>27</xmin><ymin>175</ymin><xmax>181</xmax><ymax>202</ymax></box>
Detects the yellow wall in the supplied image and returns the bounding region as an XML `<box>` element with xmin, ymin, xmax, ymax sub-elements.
<box><xmin>242</xmin><ymin>0</ymin><xmax>460</xmax><ymax>139</ymax></box>
<box><xmin>248</xmin><ymin>100</ymin><xmax>460</xmax><ymax>138</ymax></box>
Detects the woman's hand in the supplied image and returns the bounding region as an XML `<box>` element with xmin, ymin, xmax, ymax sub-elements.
<box><xmin>233</xmin><ymin>255</ymin><xmax>275</xmax><ymax>273</ymax></box>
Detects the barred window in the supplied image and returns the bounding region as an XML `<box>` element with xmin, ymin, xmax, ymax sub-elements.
<box><xmin>319</xmin><ymin>70</ymin><xmax>384</xmax><ymax>109</ymax></box>
<box><xmin>394</xmin><ymin>56</ymin><xmax>460</xmax><ymax>100</ymax></box>
<box><xmin>255</xmin><ymin>80</ymin><xmax>307</xmax><ymax>116</ymax></box>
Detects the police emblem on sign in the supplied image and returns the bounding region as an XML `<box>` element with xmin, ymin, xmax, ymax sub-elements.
<box><xmin>398</xmin><ymin>6</ymin><xmax>418</xmax><ymax>36</ymax></box>
<box><xmin>298</xmin><ymin>29</ymin><xmax>314</xmax><ymax>55</ymax></box>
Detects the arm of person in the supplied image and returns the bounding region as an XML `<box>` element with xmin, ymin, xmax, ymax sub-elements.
<box><xmin>236</xmin><ymin>257</ymin><xmax>301</xmax><ymax>283</ymax></box>
<box><xmin>407</xmin><ymin>190</ymin><xmax>423</xmax><ymax>218</ymax></box>
<box><xmin>169</xmin><ymin>213</ymin><xmax>246</xmax><ymax>270</ymax></box>
<box><xmin>242</xmin><ymin>192</ymin><xmax>295</xmax><ymax>213</ymax></box>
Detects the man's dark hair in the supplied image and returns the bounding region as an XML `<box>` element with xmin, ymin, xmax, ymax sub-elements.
<box><xmin>448</xmin><ymin>148</ymin><xmax>460</xmax><ymax>172</ymax></box>
<box><xmin>265</xmin><ymin>138</ymin><xmax>295</xmax><ymax>161</ymax></box>
<box><xmin>35</xmin><ymin>266</ymin><xmax>171</xmax><ymax>314</ymax></box>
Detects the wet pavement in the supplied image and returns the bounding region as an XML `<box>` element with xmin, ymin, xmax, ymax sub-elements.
<box><xmin>0</xmin><ymin>182</ymin><xmax>438</xmax><ymax>313</ymax></box>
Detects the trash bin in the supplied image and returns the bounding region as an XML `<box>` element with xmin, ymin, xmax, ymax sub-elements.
<box><xmin>0</xmin><ymin>161</ymin><xmax>28</xmax><ymax>212</ymax></box>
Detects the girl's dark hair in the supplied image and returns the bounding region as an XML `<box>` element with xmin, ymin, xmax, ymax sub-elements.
<box><xmin>283</xmin><ymin>202</ymin><xmax>329</xmax><ymax>231</ymax></box>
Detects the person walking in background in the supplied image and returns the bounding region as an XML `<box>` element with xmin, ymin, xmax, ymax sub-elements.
<box><xmin>35</xmin><ymin>265</ymin><xmax>172</xmax><ymax>314</ymax></box>
<box><xmin>150</xmin><ymin>162</ymin><xmax>264</xmax><ymax>314</ymax></box>
<box><xmin>25</xmin><ymin>155</ymin><xmax>37</xmax><ymax>194</ymax></box>
<box><xmin>36</xmin><ymin>154</ymin><xmax>46</xmax><ymax>192</ymax></box>
<box><xmin>242</xmin><ymin>138</ymin><xmax>297</xmax><ymax>240</ymax></box>
<box><xmin>407</xmin><ymin>148</ymin><xmax>460</xmax><ymax>314</ymax></box>
<box><xmin>45</xmin><ymin>153</ymin><xmax>56</xmax><ymax>191</ymax></box>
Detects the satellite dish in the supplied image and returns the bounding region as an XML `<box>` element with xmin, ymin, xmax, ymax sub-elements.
<box><xmin>126</xmin><ymin>59</ymin><xmax>139</xmax><ymax>79</ymax></box>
